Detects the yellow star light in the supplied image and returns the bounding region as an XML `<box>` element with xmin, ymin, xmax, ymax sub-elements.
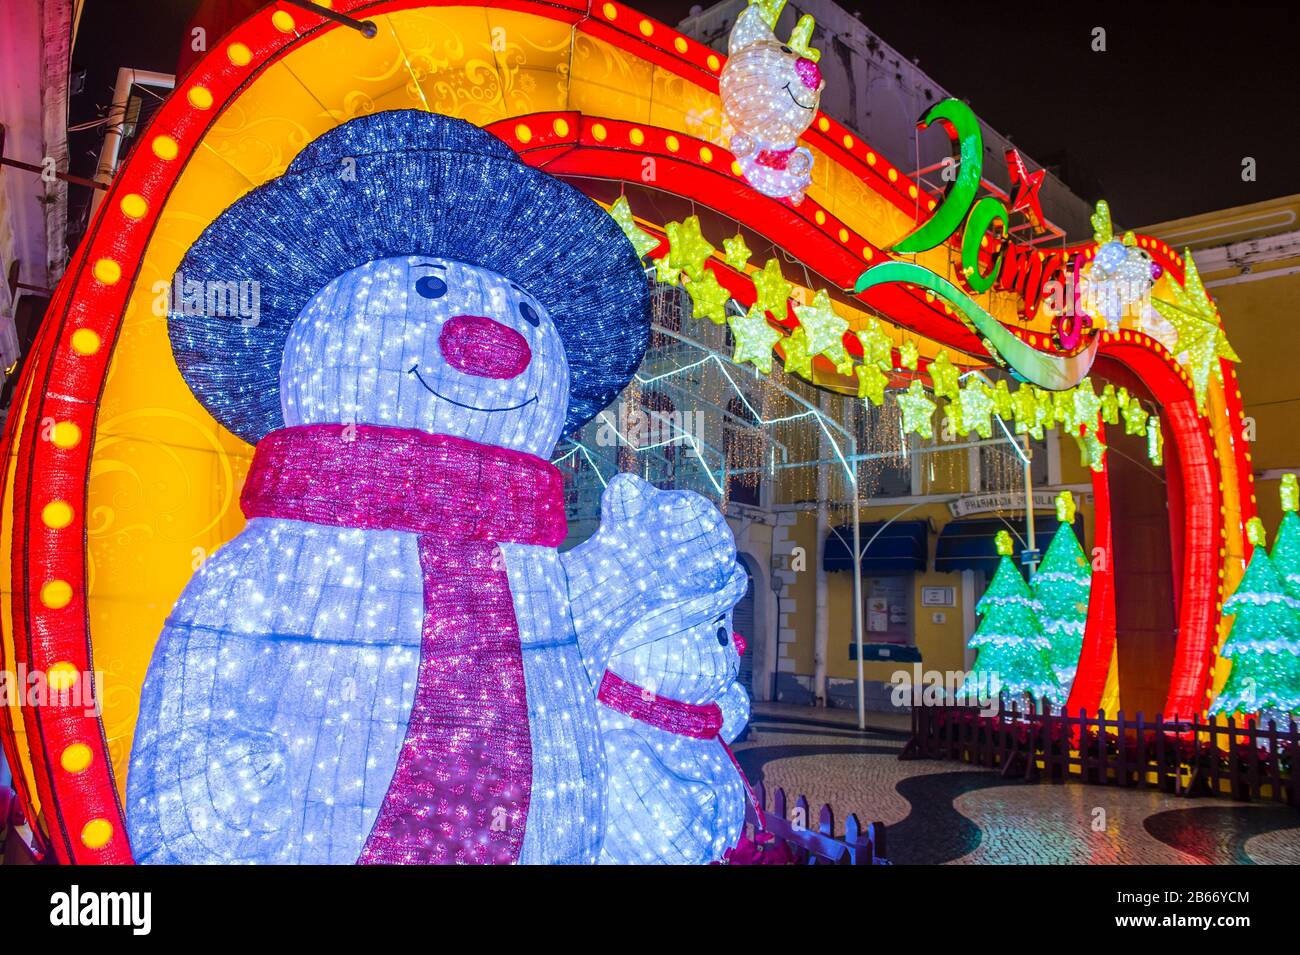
<box><xmin>666</xmin><ymin>215</ymin><xmax>715</xmax><ymax>280</ymax></box>
<box><xmin>1052</xmin><ymin>389</ymin><xmax>1077</xmax><ymax>433</ymax></box>
<box><xmin>1073</xmin><ymin>429</ymin><xmax>1107</xmax><ymax>472</ymax></box>
<box><xmin>927</xmin><ymin>350</ymin><xmax>960</xmax><ymax>401</ymax></box>
<box><xmin>857</xmin><ymin>363</ymin><xmax>888</xmax><ymax>406</ymax></box>
<box><xmin>1282</xmin><ymin>473</ymin><xmax>1299</xmax><ymax>513</ymax></box>
<box><xmin>729</xmin><ymin>306</ymin><xmax>782</xmax><ymax>374</ymax></box>
<box><xmin>897</xmin><ymin>380</ymin><xmax>937</xmax><ymax>439</ymax></box>
<box><xmin>992</xmin><ymin>379</ymin><xmax>1014</xmax><ymax>418</ymax></box>
<box><xmin>899</xmin><ymin>340</ymin><xmax>919</xmax><ymax>371</ymax></box>
<box><xmin>794</xmin><ymin>289</ymin><xmax>850</xmax><ymax>357</ymax></box>
<box><xmin>943</xmin><ymin>398</ymin><xmax>967</xmax><ymax>438</ymax></box>
<box><xmin>722</xmin><ymin>234</ymin><xmax>753</xmax><ymax>271</ymax></box>
<box><xmin>1072</xmin><ymin>379</ymin><xmax>1102</xmax><ymax>432</ymax></box>
<box><xmin>1151</xmin><ymin>249</ymin><xmax>1239</xmax><ymax>412</ymax></box>
<box><xmin>1147</xmin><ymin>415</ymin><xmax>1164</xmax><ymax>466</ymax></box>
<box><xmin>1056</xmin><ymin>490</ymin><xmax>1076</xmax><ymax>524</ymax></box>
<box><xmin>1011</xmin><ymin>383</ymin><xmax>1041</xmax><ymax>438</ymax></box>
<box><xmin>1099</xmin><ymin>384</ymin><xmax>1120</xmax><ymax>425</ymax></box>
<box><xmin>959</xmin><ymin>379</ymin><xmax>995</xmax><ymax>439</ymax></box>
<box><xmin>608</xmin><ymin>196</ymin><xmax>659</xmax><ymax>259</ymax></box>
<box><xmin>823</xmin><ymin>339</ymin><xmax>855</xmax><ymax>375</ymax></box>
<box><xmin>1033</xmin><ymin>388</ymin><xmax>1054</xmax><ymax>437</ymax></box>
<box><xmin>1122</xmin><ymin>396</ymin><xmax>1149</xmax><ymax>436</ymax></box>
<box><xmin>684</xmin><ymin>267</ymin><xmax>731</xmax><ymax>325</ymax></box>
<box><xmin>654</xmin><ymin>254</ymin><xmax>681</xmax><ymax>286</ymax></box>
<box><xmin>780</xmin><ymin>327</ymin><xmax>815</xmax><ymax>380</ymax></box>
<box><xmin>855</xmin><ymin>319</ymin><xmax>893</xmax><ymax>371</ymax></box>
<box><xmin>995</xmin><ymin>530</ymin><xmax>1014</xmax><ymax>557</ymax></box>
<box><xmin>752</xmin><ymin>258</ymin><xmax>793</xmax><ymax>317</ymax></box>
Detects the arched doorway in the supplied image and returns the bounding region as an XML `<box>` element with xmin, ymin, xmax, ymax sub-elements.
<box><xmin>1108</xmin><ymin>415</ymin><xmax>1178</xmax><ymax>717</ymax></box>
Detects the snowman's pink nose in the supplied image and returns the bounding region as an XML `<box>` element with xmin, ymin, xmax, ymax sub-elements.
<box><xmin>794</xmin><ymin>57</ymin><xmax>821</xmax><ymax>90</ymax></box>
<box><xmin>439</xmin><ymin>315</ymin><xmax>532</xmax><ymax>379</ymax></box>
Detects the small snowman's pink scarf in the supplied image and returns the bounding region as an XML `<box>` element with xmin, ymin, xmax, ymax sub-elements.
<box><xmin>241</xmin><ymin>423</ymin><xmax>567</xmax><ymax>864</ymax></box>
<box><xmin>597</xmin><ymin>651</ymin><xmax>763</xmax><ymax>826</ymax></box>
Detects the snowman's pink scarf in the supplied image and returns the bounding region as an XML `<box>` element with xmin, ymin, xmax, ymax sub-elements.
<box><xmin>242</xmin><ymin>423</ymin><xmax>567</xmax><ymax>864</ymax></box>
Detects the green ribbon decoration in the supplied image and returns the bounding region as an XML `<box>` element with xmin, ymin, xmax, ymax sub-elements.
<box><xmin>893</xmin><ymin>99</ymin><xmax>984</xmax><ymax>255</ymax></box>
<box><xmin>851</xmin><ymin>261</ymin><xmax>1097</xmax><ymax>391</ymax></box>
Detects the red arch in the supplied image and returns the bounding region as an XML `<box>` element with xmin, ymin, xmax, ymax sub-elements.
<box><xmin>0</xmin><ymin>0</ymin><xmax>1229</xmax><ymax>864</ymax></box>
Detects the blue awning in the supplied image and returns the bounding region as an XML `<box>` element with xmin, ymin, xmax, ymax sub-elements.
<box><xmin>934</xmin><ymin>515</ymin><xmax>1083</xmax><ymax>575</ymax></box>
<box><xmin>823</xmin><ymin>520</ymin><xmax>928</xmax><ymax>573</ymax></box>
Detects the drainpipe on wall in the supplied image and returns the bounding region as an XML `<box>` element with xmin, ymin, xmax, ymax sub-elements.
<box><xmin>87</xmin><ymin>68</ymin><xmax>175</xmax><ymax>221</ymax></box>
<box><xmin>813</xmin><ymin>391</ymin><xmax>830</xmax><ymax>705</ymax></box>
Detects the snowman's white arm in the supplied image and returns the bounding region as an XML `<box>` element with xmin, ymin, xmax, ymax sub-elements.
<box><xmin>561</xmin><ymin>474</ymin><xmax>738</xmax><ymax>680</ymax></box>
<box><xmin>718</xmin><ymin>681</ymin><xmax>751</xmax><ymax>744</ymax></box>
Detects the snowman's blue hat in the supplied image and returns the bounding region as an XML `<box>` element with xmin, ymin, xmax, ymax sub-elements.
<box><xmin>168</xmin><ymin>110</ymin><xmax>650</xmax><ymax>445</ymax></box>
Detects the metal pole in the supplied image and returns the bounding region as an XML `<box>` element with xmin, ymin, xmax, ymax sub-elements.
<box><xmin>89</xmin><ymin>69</ymin><xmax>175</xmax><ymax>221</ymax></box>
<box><xmin>850</xmin><ymin>435</ymin><xmax>865</xmax><ymax>731</ymax></box>
<box><xmin>1022</xmin><ymin>433</ymin><xmax>1038</xmax><ymax>575</ymax></box>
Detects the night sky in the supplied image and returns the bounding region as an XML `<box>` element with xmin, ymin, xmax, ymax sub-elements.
<box><xmin>646</xmin><ymin>0</ymin><xmax>1299</xmax><ymax>225</ymax></box>
<box><xmin>68</xmin><ymin>0</ymin><xmax>1299</xmax><ymax>228</ymax></box>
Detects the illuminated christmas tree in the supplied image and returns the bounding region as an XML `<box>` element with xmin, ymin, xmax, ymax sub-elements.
<box><xmin>969</xmin><ymin>530</ymin><xmax>1064</xmax><ymax>706</ymax></box>
<box><xmin>1270</xmin><ymin>474</ymin><xmax>1300</xmax><ymax>602</ymax></box>
<box><xmin>1209</xmin><ymin>517</ymin><xmax>1300</xmax><ymax>725</ymax></box>
<box><xmin>1032</xmin><ymin>492</ymin><xmax>1092</xmax><ymax>690</ymax></box>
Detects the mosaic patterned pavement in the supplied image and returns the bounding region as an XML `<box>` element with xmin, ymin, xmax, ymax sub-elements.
<box><xmin>734</xmin><ymin>704</ymin><xmax>1300</xmax><ymax>865</ymax></box>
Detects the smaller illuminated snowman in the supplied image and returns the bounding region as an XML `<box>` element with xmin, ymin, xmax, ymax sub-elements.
<box><xmin>577</xmin><ymin>479</ymin><xmax>753</xmax><ymax>864</ymax></box>
<box><xmin>719</xmin><ymin>0</ymin><xmax>825</xmax><ymax>204</ymax></box>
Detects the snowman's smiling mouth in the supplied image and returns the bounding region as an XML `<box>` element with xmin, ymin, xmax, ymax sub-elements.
<box><xmin>783</xmin><ymin>82</ymin><xmax>815</xmax><ymax>111</ymax></box>
<box><xmin>407</xmin><ymin>363</ymin><xmax>538</xmax><ymax>412</ymax></box>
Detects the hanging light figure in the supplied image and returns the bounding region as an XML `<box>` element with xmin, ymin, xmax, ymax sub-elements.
<box><xmin>719</xmin><ymin>0</ymin><xmax>825</xmax><ymax>205</ymax></box>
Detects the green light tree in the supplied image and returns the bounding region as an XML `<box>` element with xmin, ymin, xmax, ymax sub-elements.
<box><xmin>1270</xmin><ymin>473</ymin><xmax>1300</xmax><ymax>602</ymax></box>
<box><xmin>1209</xmin><ymin>517</ymin><xmax>1300</xmax><ymax>725</ymax></box>
<box><xmin>969</xmin><ymin>530</ymin><xmax>1064</xmax><ymax>707</ymax></box>
<box><xmin>1032</xmin><ymin>491</ymin><xmax>1092</xmax><ymax>691</ymax></box>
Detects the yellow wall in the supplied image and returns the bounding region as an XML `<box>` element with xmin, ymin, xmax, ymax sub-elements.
<box><xmin>776</xmin><ymin>487</ymin><xmax>1096</xmax><ymax>687</ymax></box>
<box><xmin>825</xmin><ymin>502</ymin><xmax>967</xmax><ymax>681</ymax></box>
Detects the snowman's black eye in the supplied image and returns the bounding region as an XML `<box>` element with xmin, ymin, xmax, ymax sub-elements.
<box><xmin>716</xmin><ymin>626</ymin><xmax>729</xmax><ymax>647</ymax></box>
<box><xmin>415</xmin><ymin>275</ymin><xmax>448</xmax><ymax>300</ymax></box>
<box><xmin>780</xmin><ymin>44</ymin><xmax>793</xmax><ymax>54</ymax></box>
<box><xmin>518</xmin><ymin>301</ymin><xmax>541</xmax><ymax>327</ymax></box>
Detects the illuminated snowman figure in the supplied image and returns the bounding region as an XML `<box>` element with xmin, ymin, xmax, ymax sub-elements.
<box><xmin>719</xmin><ymin>0</ymin><xmax>825</xmax><ymax>204</ymax></box>
<box><xmin>127</xmin><ymin>111</ymin><xmax>738</xmax><ymax>865</ymax></box>
<box><xmin>580</xmin><ymin>499</ymin><xmax>752</xmax><ymax>864</ymax></box>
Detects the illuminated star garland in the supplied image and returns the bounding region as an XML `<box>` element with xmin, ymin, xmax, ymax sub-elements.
<box><xmin>1147</xmin><ymin>415</ymin><xmax>1164</xmax><ymax>466</ymax></box>
<box><xmin>857</xmin><ymin>363</ymin><xmax>888</xmax><ymax>406</ymax></box>
<box><xmin>928</xmin><ymin>350</ymin><xmax>960</xmax><ymax>401</ymax></box>
<box><xmin>752</xmin><ymin>257</ymin><xmax>793</xmax><ymax>317</ymax></box>
<box><xmin>684</xmin><ymin>268</ymin><xmax>731</xmax><ymax>325</ymax></box>
<box><xmin>729</xmin><ymin>305</ymin><xmax>782</xmax><ymax>374</ymax></box>
<box><xmin>1072</xmin><ymin>379</ymin><xmax>1102</xmax><ymax>434</ymax></box>
<box><xmin>1151</xmin><ymin>249</ymin><xmax>1239</xmax><ymax>413</ymax></box>
<box><xmin>780</xmin><ymin>327</ymin><xmax>815</xmax><ymax>379</ymax></box>
<box><xmin>1121</xmin><ymin>395</ymin><xmax>1149</xmax><ymax>436</ymax></box>
<box><xmin>793</xmin><ymin>288</ymin><xmax>850</xmax><ymax>371</ymax></box>
<box><xmin>1099</xmin><ymin>384</ymin><xmax>1121</xmax><ymax>425</ymax></box>
<box><xmin>722</xmin><ymin>234</ymin><xmax>753</xmax><ymax>271</ymax></box>
<box><xmin>855</xmin><ymin>319</ymin><xmax>893</xmax><ymax>371</ymax></box>
<box><xmin>608</xmin><ymin>196</ymin><xmax>660</xmax><ymax>259</ymax></box>
<box><xmin>897</xmin><ymin>379</ymin><xmax>937</xmax><ymax>439</ymax></box>
<box><xmin>958</xmin><ymin>378</ymin><xmax>994</xmax><ymax>439</ymax></box>
<box><xmin>991</xmin><ymin>379</ymin><xmax>1014</xmax><ymax>418</ymax></box>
